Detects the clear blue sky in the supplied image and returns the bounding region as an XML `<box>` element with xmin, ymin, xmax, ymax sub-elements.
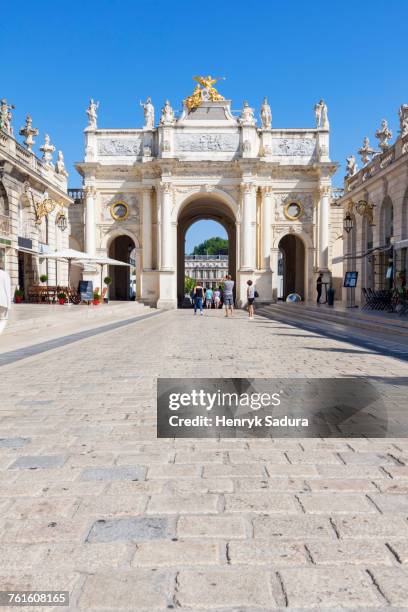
<box><xmin>2</xmin><ymin>0</ymin><xmax>407</xmax><ymax>250</ymax></box>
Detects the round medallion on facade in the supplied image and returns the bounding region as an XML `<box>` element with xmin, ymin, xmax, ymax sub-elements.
<box><xmin>110</xmin><ymin>201</ymin><xmax>129</xmax><ymax>221</ymax></box>
<box><xmin>284</xmin><ymin>201</ymin><xmax>304</xmax><ymax>221</ymax></box>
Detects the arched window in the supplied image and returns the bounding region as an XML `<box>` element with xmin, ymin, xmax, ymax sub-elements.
<box><xmin>0</xmin><ymin>181</ymin><xmax>9</xmax><ymax>216</ymax></box>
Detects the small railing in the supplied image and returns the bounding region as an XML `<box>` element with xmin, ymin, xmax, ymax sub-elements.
<box><xmin>68</xmin><ymin>188</ymin><xmax>84</xmax><ymax>204</ymax></box>
<box><xmin>185</xmin><ymin>254</ymin><xmax>228</xmax><ymax>261</ymax></box>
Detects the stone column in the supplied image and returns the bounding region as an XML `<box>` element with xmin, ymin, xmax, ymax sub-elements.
<box><xmin>84</xmin><ymin>186</ymin><xmax>96</xmax><ymax>255</ymax></box>
<box><xmin>318</xmin><ymin>185</ymin><xmax>330</xmax><ymax>271</ymax></box>
<box><xmin>241</xmin><ymin>182</ymin><xmax>256</xmax><ymax>270</ymax></box>
<box><xmin>142</xmin><ymin>187</ymin><xmax>152</xmax><ymax>270</ymax></box>
<box><xmin>261</xmin><ymin>186</ymin><xmax>273</xmax><ymax>269</ymax></box>
<box><xmin>160</xmin><ymin>182</ymin><xmax>173</xmax><ymax>270</ymax></box>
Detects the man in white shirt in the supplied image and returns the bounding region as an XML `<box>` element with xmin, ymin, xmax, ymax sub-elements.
<box><xmin>0</xmin><ymin>267</ymin><xmax>11</xmax><ymax>334</ymax></box>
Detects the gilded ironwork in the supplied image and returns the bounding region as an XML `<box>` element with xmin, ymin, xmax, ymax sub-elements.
<box><xmin>110</xmin><ymin>201</ymin><xmax>129</xmax><ymax>221</ymax></box>
<box><xmin>184</xmin><ymin>75</ymin><xmax>225</xmax><ymax>111</ymax></box>
<box><xmin>347</xmin><ymin>199</ymin><xmax>375</xmax><ymax>226</ymax></box>
<box><xmin>35</xmin><ymin>196</ymin><xmax>65</xmax><ymax>224</ymax></box>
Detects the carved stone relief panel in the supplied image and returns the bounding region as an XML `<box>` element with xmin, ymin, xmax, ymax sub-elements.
<box><xmin>270</xmin><ymin>138</ymin><xmax>316</xmax><ymax>158</ymax></box>
<box><xmin>97</xmin><ymin>138</ymin><xmax>143</xmax><ymax>156</ymax></box>
<box><xmin>274</xmin><ymin>192</ymin><xmax>313</xmax><ymax>222</ymax></box>
<box><xmin>175</xmin><ymin>133</ymin><xmax>240</xmax><ymax>153</ymax></box>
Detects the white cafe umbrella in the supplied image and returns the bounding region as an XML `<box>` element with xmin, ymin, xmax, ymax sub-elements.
<box><xmin>42</xmin><ymin>248</ymin><xmax>94</xmax><ymax>288</ymax></box>
<box><xmin>82</xmin><ymin>256</ymin><xmax>131</xmax><ymax>298</ymax></box>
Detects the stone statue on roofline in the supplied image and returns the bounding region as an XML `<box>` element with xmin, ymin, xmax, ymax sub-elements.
<box><xmin>260</xmin><ymin>97</ymin><xmax>272</xmax><ymax>129</ymax></box>
<box><xmin>346</xmin><ymin>154</ymin><xmax>357</xmax><ymax>178</ymax></box>
<box><xmin>19</xmin><ymin>115</ymin><xmax>39</xmax><ymax>151</ymax></box>
<box><xmin>399</xmin><ymin>104</ymin><xmax>408</xmax><ymax>138</ymax></box>
<box><xmin>86</xmin><ymin>99</ymin><xmax>99</xmax><ymax>129</ymax></box>
<box><xmin>55</xmin><ymin>151</ymin><xmax>68</xmax><ymax>178</ymax></box>
<box><xmin>39</xmin><ymin>134</ymin><xmax>55</xmax><ymax>168</ymax></box>
<box><xmin>358</xmin><ymin>136</ymin><xmax>375</xmax><ymax>166</ymax></box>
<box><xmin>314</xmin><ymin>99</ymin><xmax>329</xmax><ymax>129</ymax></box>
<box><xmin>239</xmin><ymin>101</ymin><xmax>256</xmax><ymax>126</ymax></box>
<box><xmin>140</xmin><ymin>97</ymin><xmax>154</xmax><ymax>129</ymax></box>
<box><xmin>0</xmin><ymin>98</ymin><xmax>14</xmax><ymax>135</ymax></box>
<box><xmin>375</xmin><ymin>119</ymin><xmax>392</xmax><ymax>151</ymax></box>
<box><xmin>160</xmin><ymin>100</ymin><xmax>175</xmax><ymax>125</ymax></box>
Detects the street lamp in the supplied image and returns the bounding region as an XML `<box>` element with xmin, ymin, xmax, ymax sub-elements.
<box><xmin>57</xmin><ymin>212</ymin><xmax>67</xmax><ymax>232</ymax></box>
<box><xmin>343</xmin><ymin>212</ymin><xmax>354</xmax><ymax>234</ymax></box>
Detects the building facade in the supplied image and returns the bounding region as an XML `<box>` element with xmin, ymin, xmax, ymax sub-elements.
<box><xmin>337</xmin><ymin>104</ymin><xmax>408</xmax><ymax>304</ymax></box>
<box><xmin>185</xmin><ymin>255</ymin><xmax>229</xmax><ymax>290</ymax></box>
<box><xmin>0</xmin><ymin>101</ymin><xmax>72</xmax><ymax>297</ymax></box>
<box><xmin>74</xmin><ymin>78</ymin><xmax>339</xmax><ymax>308</ymax></box>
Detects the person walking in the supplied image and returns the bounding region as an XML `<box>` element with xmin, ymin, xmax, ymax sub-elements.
<box><xmin>0</xmin><ymin>267</ymin><xmax>11</xmax><ymax>335</ymax></box>
<box><xmin>205</xmin><ymin>286</ymin><xmax>213</xmax><ymax>309</ymax></box>
<box><xmin>316</xmin><ymin>273</ymin><xmax>323</xmax><ymax>304</ymax></box>
<box><xmin>213</xmin><ymin>287</ymin><xmax>221</xmax><ymax>309</ymax></box>
<box><xmin>193</xmin><ymin>281</ymin><xmax>204</xmax><ymax>315</ymax></box>
<box><xmin>223</xmin><ymin>274</ymin><xmax>234</xmax><ymax>317</ymax></box>
<box><xmin>247</xmin><ymin>279</ymin><xmax>255</xmax><ymax>319</ymax></box>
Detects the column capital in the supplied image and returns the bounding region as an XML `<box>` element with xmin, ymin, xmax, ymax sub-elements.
<box><xmin>318</xmin><ymin>184</ymin><xmax>331</xmax><ymax>198</ymax></box>
<box><xmin>159</xmin><ymin>181</ymin><xmax>173</xmax><ymax>195</ymax></box>
<box><xmin>142</xmin><ymin>185</ymin><xmax>154</xmax><ymax>196</ymax></box>
<box><xmin>240</xmin><ymin>182</ymin><xmax>256</xmax><ymax>196</ymax></box>
<box><xmin>261</xmin><ymin>185</ymin><xmax>273</xmax><ymax>196</ymax></box>
<box><xmin>83</xmin><ymin>185</ymin><xmax>97</xmax><ymax>197</ymax></box>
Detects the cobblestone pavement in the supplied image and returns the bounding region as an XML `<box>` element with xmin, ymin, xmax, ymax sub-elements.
<box><xmin>1</xmin><ymin>308</ymin><xmax>408</xmax><ymax>611</ymax></box>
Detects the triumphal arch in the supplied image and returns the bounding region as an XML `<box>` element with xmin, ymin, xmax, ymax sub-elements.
<box><xmin>76</xmin><ymin>77</ymin><xmax>338</xmax><ymax>308</ymax></box>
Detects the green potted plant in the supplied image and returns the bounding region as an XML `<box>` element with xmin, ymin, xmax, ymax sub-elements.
<box><xmin>104</xmin><ymin>276</ymin><xmax>112</xmax><ymax>303</ymax></box>
<box><xmin>57</xmin><ymin>291</ymin><xmax>66</xmax><ymax>305</ymax></box>
<box><xmin>14</xmin><ymin>288</ymin><xmax>24</xmax><ymax>303</ymax></box>
<box><xmin>93</xmin><ymin>291</ymin><xmax>101</xmax><ymax>306</ymax></box>
<box><xmin>40</xmin><ymin>274</ymin><xmax>48</xmax><ymax>284</ymax></box>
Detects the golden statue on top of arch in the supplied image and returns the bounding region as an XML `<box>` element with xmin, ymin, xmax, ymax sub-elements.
<box><xmin>184</xmin><ymin>75</ymin><xmax>225</xmax><ymax>111</ymax></box>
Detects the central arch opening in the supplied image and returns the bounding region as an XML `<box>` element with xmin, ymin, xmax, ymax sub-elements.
<box><xmin>177</xmin><ymin>197</ymin><xmax>236</xmax><ymax>307</ymax></box>
<box><xmin>277</xmin><ymin>234</ymin><xmax>305</xmax><ymax>300</ymax></box>
<box><xmin>108</xmin><ymin>234</ymin><xmax>136</xmax><ymax>300</ymax></box>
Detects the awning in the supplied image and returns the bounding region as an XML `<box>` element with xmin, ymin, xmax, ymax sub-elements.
<box><xmin>394</xmin><ymin>239</ymin><xmax>408</xmax><ymax>250</ymax></box>
<box><xmin>16</xmin><ymin>246</ymin><xmax>39</xmax><ymax>255</ymax></box>
<box><xmin>332</xmin><ymin>244</ymin><xmax>392</xmax><ymax>265</ymax></box>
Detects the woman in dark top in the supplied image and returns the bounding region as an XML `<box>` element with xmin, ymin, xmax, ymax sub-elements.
<box><xmin>193</xmin><ymin>282</ymin><xmax>205</xmax><ymax>315</ymax></box>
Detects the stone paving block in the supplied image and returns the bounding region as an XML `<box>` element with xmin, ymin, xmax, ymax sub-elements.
<box><xmin>78</xmin><ymin>570</ymin><xmax>171</xmax><ymax>610</ymax></box>
<box><xmin>116</xmin><ymin>452</ymin><xmax>175</xmax><ymax>465</ymax></box>
<box><xmin>224</xmin><ymin>491</ymin><xmax>299</xmax><ymax>513</ymax></box>
<box><xmin>1</xmin><ymin>518</ymin><xmax>90</xmax><ymax>543</ymax></box>
<box><xmin>306</xmin><ymin>540</ymin><xmax>394</xmax><ymax>566</ymax></box>
<box><xmin>266</xmin><ymin>464</ymin><xmax>319</xmax><ymax>478</ymax></box>
<box><xmin>8</xmin><ymin>454</ymin><xmax>67</xmax><ymax>470</ymax></box>
<box><xmin>65</xmin><ymin>453</ymin><xmax>117</xmax><ymax>468</ymax></box>
<box><xmin>86</xmin><ymin>516</ymin><xmax>175</xmax><ymax>543</ymax></box>
<box><xmin>75</xmin><ymin>494</ymin><xmax>148</xmax><ymax>517</ymax></box>
<box><xmin>132</xmin><ymin>540</ymin><xmax>220</xmax><ymax>567</ymax></box>
<box><xmin>253</xmin><ymin>516</ymin><xmax>335</xmax><ymax>540</ymax></box>
<box><xmin>178</xmin><ymin>515</ymin><xmax>247</xmax><ymax>539</ymax></box>
<box><xmin>338</xmin><ymin>451</ymin><xmax>397</xmax><ymax>465</ymax></box>
<box><xmin>234</xmin><ymin>477</ymin><xmax>309</xmax><ymax>492</ymax></box>
<box><xmin>104</xmin><ymin>480</ymin><xmax>164</xmax><ymax>496</ymax></box>
<box><xmin>297</xmin><ymin>492</ymin><xmax>376</xmax><ymax>514</ymax></box>
<box><xmin>80</xmin><ymin>466</ymin><xmax>146</xmax><ymax>482</ymax></box>
<box><xmin>368</xmin><ymin>567</ymin><xmax>408</xmax><ymax>606</ymax></box>
<box><xmin>0</xmin><ymin>483</ymin><xmax>44</xmax><ymax>497</ymax></box>
<box><xmin>373</xmin><ymin>480</ymin><xmax>408</xmax><ymax>494</ymax></box>
<box><xmin>333</xmin><ymin>515</ymin><xmax>408</xmax><ymax>539</ymax></box>
<box><xmin>0</xmin><ymin>437</ymin><xmax>31</xmax><ymax>448</ymax></box>
<box><xmin>382</xmin><ymin>466</ymin><xmax>408</xmax><ymax>479</ymax></box>
<box><xmin>0</xmin><ymin>541</ymin><xmax>128</xmax><ymax>571</ymax></box>
<box><xmin>40</xmin><ymin>482</ymin><xmax>106</xmax><ymax>498</ymax></box>
<box><xmin>228</xmin><ymin>450</ymin><xmax>288</xmax><ymax>464</ymax></box>
<box><xmin>147</xmin><ymin>494</ymin><xmax>219</xmax><ymax>514</ymax></box>
<box><xmin>167</xmin><ymin>478</ymin><xmax>234</xmax><ymax>494</ymax></box>
<box><xmin>316</xmin><ymin>465</ymin><xmax>387</xmax><ymax>479</ymax></box>
<box><xmin>279</xmin><ymin>567</ymin><xmax>382</xmax><ymax>608</ymax></box>
<box><xmin>174</xmin><ymin>451</ymin><xmax>225</xmax><ymax>463</ymax></box>
<box><xmin>203</xmin><ymin>463</ymin><xmax>267</xmax><ymax>478</ymax></box>
<box><xmin>175</xmin><ymin>568</ymin><xmax>277</xmax><ymax>609</ymax></box>
<box><xmin>228</xmin><ymin>540</ymin><xmax>307</xmax><ymax>566</ymax></box>
<box><xmin>4</xmin><ymin>498</ymin><xmax>80</xmax><ymax>520</ymax></box>
<box><xmin>147</xmin><ymin>464</ymin><xmax>202</xmax><ymax>479</ymax></box>
<box><xmin>285</xmin><ymin>451</ymin><xmax>342</xmax><ymax>464</ymax></box>
<box><xmin>13</xmin><ymin>466</ymin><xmax>82</xmax><ymax>482</ymax></box>
<box><xmin>0</xmin><ymin>571</ymin><xmax>79</xmax><ymax>595</ymax></box>
<box><xmin>306</xmin><ymin>478</ymin><xmax>377</xmax><ymax>492</ymax></box>
<box><xmin>368</xmin><ymin>493</ymin><xmax>408</xmax><ymax>513</ymax></box>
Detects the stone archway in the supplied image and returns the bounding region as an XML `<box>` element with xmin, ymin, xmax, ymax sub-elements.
<box><xmin>177</xmin><ymin>196</ymin><xmax>237</xmax><ymax>306</ymax></box>
<box><xmin>108</xmin><ymin>234</ymin><xmax>136</xmax><ymax>300</ymax></box>
<box><xmin>278</xmin><ymin>234</ymin><xmax>306</xmax><ymax>300</ymax></box>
